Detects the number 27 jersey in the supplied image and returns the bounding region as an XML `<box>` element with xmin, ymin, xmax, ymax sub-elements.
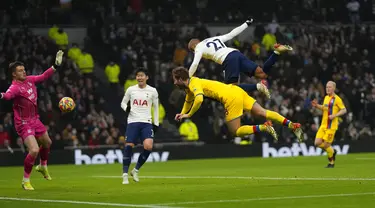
<box><xmin>195</xmin><ymin>36</ymin><xmax>237</xmax><ymax>65</ymax></box>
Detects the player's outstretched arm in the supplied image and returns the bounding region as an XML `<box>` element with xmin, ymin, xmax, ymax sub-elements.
<box><xmin>181</xmin><ymin>100</ymin><xmax>193</xmax><ymax>115</ymax></box>
<box><xmin>0</xmin><ymin>85</ymin><xmax>20</xmax><ymax>100</ymax></box>
<box><xmin>30</xmin><ymin>50</ymin><xmax>64</xmax><ymax>84</ymax></box>
<box><xmin>188</xmin><ymin>51</ymin><xmax>203</xmax><ymax>77</ymax></box>
<box><xmin>219</xmin><ymin>17</ymin><xmax>253</xmax><ymax>43</ymax></box>
<box><xmin>187</xmin><ymin>94</ymin><xmax>204</xmax><ymax>117</ymax></box>
<box><xmin>121</xmin><ymin>88</ymin><xmax>131</xmax><ymax>111</ymax></box>
<box><xmin>175</xmin><ymin>95</ymin><xmax>203</xmax><ymax>121</ymax></box>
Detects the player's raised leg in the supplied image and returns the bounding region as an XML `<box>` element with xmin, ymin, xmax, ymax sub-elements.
<box><xmin>35</xmin><ymin>130</ymin><xmax>52</xmax><ymax>180</ymax></box>
<box><xmin>238</xmin><ymin>82</ymin><xmax>270</xmax><ymax>99</ymax></box>
<box><xmin>226</xmin><ymin>117</ymin><xmax>278</xmax><ymax>141</ymax></box>
<box><xmin>250</xmin><ymin>102</ymin><xmax>303</xmax><ymax>142</ymax></box>
<box><xmin>22</xmin><ymin>136</ymin><xmax>40</xmax><ymax>190</ymax></box>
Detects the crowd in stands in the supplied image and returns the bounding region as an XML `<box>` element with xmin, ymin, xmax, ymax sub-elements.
<box><xmin>1</xmin><ymin>1</ymin><xmax>375</xmax><ymax>149</ymax></box>
<box><xmin>1</xmin><ymin>0</ymin><xmax>374</xmax><ymax>26</ymax></box>
<box><xmin>0</xmin><ymin>27</ymin><xmax>121</xmax><ymax>150</ymax></box>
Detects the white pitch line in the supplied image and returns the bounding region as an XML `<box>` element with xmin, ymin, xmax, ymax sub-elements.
<box><xmin>0</xmin><ymin>197</ymin><xmax>180</xmax><ymax>208</ymax></box>
<box><xmin>93</xmin><ymin>175</ymin><xmax>375</xmax><ymax>181</ymax></box>
<box><xmin>152</xmin><ymin>192</ymin><xmax>375</xmax><ymax>206</ymax></box>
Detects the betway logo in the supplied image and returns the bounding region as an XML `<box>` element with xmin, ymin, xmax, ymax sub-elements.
<box><xmin>74</xmin><ymin>149</ymin><xmax>169</xmax><ymax>165</ymax></box>
<box><xmin>262</xmin><ymin>143</ymin><xmax>350</xmax><ymax>158</ymax></box>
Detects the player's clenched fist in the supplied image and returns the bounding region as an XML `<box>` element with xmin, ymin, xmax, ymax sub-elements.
<box><xmin>175</xmin><ymin>114</ymin><xmax>182</xmax><ymax>121</ymax></box>
<box><xmin>311</xmin><ymin>99</ymin><xmax>318</xmax><ymax>108</ymax></box>
<box><xmin>175</xmin><ymin>113</ymin><xmax>189</xmax><ymax>121</ymax></box>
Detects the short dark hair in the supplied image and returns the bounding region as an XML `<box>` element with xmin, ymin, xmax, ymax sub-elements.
<box><xmin>136</xmin><ymin>68</ymin><xmax>149</xmax><ymax>76</ymax></box>
<box><xmin>9</xmin><ymin>61</ymin><xmax>24</xmax><ymax>73</ymax></box>
<box><xmin>172</xmin><ymin>67</ymin><xmax>189</xmax><ymax>81</ymax></box>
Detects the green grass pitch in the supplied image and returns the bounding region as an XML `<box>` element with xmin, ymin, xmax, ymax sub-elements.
<box><xmin>1</xmin><ymin>153</ymin><xmax>375</xmax><ymax>208</ymax></box>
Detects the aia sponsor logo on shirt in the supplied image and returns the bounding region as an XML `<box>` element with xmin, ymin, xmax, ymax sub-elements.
<box><xmin>132</xmin><ymin>99</ymin><xmax>148</xmax><ymax>106</ymax></box>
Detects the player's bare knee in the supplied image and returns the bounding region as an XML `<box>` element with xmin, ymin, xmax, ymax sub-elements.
<box><xmin>253</xmin><ymin>107</ymin><xmax>266</xmax><ymax>118</ymax></box>
<box><xmin>29</xmin><ymin>147</ymin><xmax>39</xmax><ymax>157</ymax></box>
<box><xmin>314</xmin><ymin>140</ymin><xmax>322</xmax><ymax>146</ymax></box>
<box><xmin>44</xmin><ymin>137</ymin><xmax>52</xmax><ymax>147</ymax></box>
<box><xmin>324</xmin><ymin>142</ymin><xmax>331</xmax><ymax>149</ymax></box>
<box><xmin>143</xmin><ymin>139</ymin><xmax>153</xmax><ymax>150</ymax></box>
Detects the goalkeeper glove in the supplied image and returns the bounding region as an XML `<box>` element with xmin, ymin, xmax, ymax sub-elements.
<box><xmin>53</xmin><ymin>50</ymin><xmax>64</xmax><ymax>70</ymax></box>
<box><xmin>246</xmin><ymin>17</ymin><xmax>254</xmax><ymax>26</ymax></box>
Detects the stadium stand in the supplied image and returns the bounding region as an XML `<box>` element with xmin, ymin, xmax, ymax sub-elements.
<box><xmin>1</xmin><ymin>0</ymin><xmax>375</xmax><ymax>150</ymax></box>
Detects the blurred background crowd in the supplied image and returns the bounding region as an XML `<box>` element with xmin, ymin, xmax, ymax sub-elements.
<box><xmin>1</xmin><ymin>0</ymin><xmax>375</xmax><ymax>150</ymax></box>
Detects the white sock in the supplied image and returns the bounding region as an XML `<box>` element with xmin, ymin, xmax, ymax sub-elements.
<box><xmin>122</xmin><ymin>173</ymin><xmax>128</xmax><ymax>176</ymax></box>
<box><xmin>23</xmin><ymin>177</ymin><xmax>30</xmax><ymax>182</ymax></box>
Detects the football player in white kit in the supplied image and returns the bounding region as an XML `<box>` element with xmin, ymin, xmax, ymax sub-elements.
<box><xmin>188</xmin><ymin>18</ymin><xmax>293</xmax><ymax>99</ymax></box>
<box><xmin>120</xmin><ymin>68</ymin><xmax>159</xmax><ymax>184</ymax></box>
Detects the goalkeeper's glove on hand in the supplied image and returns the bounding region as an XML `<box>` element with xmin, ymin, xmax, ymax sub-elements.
<box><xmin>53</xmin><ymin>50</ymin><xmax>64</xmax><ymax>70</ymax></box>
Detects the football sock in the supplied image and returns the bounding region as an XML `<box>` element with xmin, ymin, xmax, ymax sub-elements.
<box><xmin>262</xmin><ymin>53</ymin><xmax>278</xmax><ymax>74</ymax></box>
<box><xmin>266</xmin><ymin>110</ymin><xmax>293</xmax><ymax>128</ymax></box>
<box><xmin>24</xmin><ymin>154</ymin><xmax>36</xmax><ymax>181</ymax></box>
<box><xmin>238</xmin><ymin>84</ymin><xmax>257</xmax><ymax>93</ymax></box>
<box><xmin>122</xmin><ymin>145</ymin><xmax>133</xmax><ymax>174</ymax></box>
<box><xmin>326</xmin><ymin>146</ymin><xmax>334</xmax><ymax>164</ymax></box>
<box><xmin>135</xmin><ymin>149</ymin><xmax>151</xmax><ymax>170</ymax></box>
<box><xmin>39</xmin><ymin>146</ymin><xmax>50</xmax><ymax>166</ymax></box>
<box><xmin>236</xmin><ymin>125</ymin><xmax>265</xmax><ymax>137</ymax></box>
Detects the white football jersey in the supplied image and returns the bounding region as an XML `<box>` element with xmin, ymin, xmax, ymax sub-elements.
<box><xmin>121</xmin><ymin>84</ymin><xmax>159</xmax><ymax>126</ymax></box>
<box><xmin>188</xmin><ymin>22</ymin><xmax>249</xmax><ymax>77</ymax></box>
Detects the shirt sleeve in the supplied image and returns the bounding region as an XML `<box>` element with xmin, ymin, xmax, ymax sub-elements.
<box><xmin>1</xmin><ymin>84</ymin><xmax>20</xmax><ymax>100</ymax></box>
<box><xmin>152</xmin><ymin>89</ymin><xmax>159</xmax><ymax>126</ymax></box>
<box><xmin>121</xmin><ymin>87</ymin><xmax>131</xmax><ymax>111</ymax></box>
<box><xmin>188</xmin><ymin>50</ymin><xmax>203</xmax><ymax>77</ymax></box>
<box><xmin>186</xmin><ymin>79</ymin><xmax>204</xmax><ymax>117</ymax></box>
<box><xmin>217</xmin><ymin>22</ymin><xmax>248</xmax><ymax>43</ymax></box>
<box><xmin>336</xmin><ymin>97</ymin><xmax>346</xmax><ymax>110</ymax></box>
<box><xmin>28</xmin><ymin>67</ymin><xmax>55</xmax><ymax>84</ymax></box>
<box><xmin>189</xmin><ymin>78</ymin><xmax>204</xmax><ymax>97</ymax></box>
<box><xmin>180</xmin><ymin>91</ymin><xmax>194</xmax><ymax>114</ymax></box>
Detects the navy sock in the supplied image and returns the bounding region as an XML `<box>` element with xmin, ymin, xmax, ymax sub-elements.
<box><xmin>135</xmin><ymin>149</ymin><xmax>151</xmax><ymax>170</ymax></box>
<box><xmin>122</xmin><ymin>145</ymin><xmax>133</xmax><ymax>174</ymax></box>
<box><xmin>262</xmin><ymin>53</ymin><xmax>279</xmax><ymax>74</ymax></box>
<box><xmin>238</xmin><ymin>84</ymin><xmax>257</xmax><ymax>93</ymax></box>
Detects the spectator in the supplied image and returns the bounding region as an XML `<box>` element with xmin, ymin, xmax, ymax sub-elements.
<box><xmin>54</xmin><ymin>28</ymin><xmax>69</xmax><ymax>50</ymax></box>
<box><xmin>68</xmin><ymin>43</ymin><xmax>82</xmax><ymax>62</ymax></box>
<box><xmin>179</xmin><ymin>118</ymin><xmax>199</xmax><ymax>141</ymax></box>
<box><xmin>105</xmin><ymin>61</ymin><xmax>120</xmax><ymax>92</ymax></box>
<box><xmin>347</xmin><ymin>0</ymin><xmax>361</xmax><ymax>24</ymax></box>
<box><xmin>77</xmin><ymin>50</ymin><xmax>94</xmax><ymax>76</ymax></box>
